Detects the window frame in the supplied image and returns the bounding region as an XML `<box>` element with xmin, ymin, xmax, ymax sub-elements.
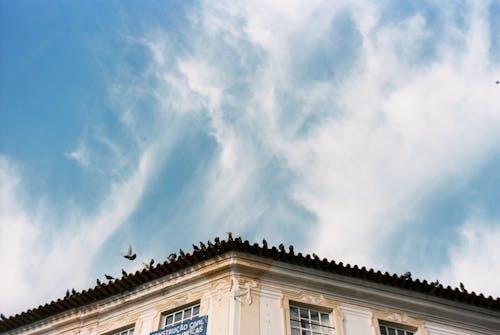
<box><xmin>378</xmin><ymin>320</ymin><xmax>417</xmax><ymax>335</ymax></box>
<box><xmin>104</xmin><ymin>325</ymin><xmax>135</xmax><ymax>335</ymax></box>
<box><xmin>160</xmin><ymin>301</ymin><xmax>201</xmax><ymax>329</ymax></box>
<box><xmin>288</xmin><ymin>302</ymin><xmax>335</xmax><ymax>335</ymax></box>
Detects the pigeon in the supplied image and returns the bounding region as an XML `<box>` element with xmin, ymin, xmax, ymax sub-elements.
<box><xmin>199</xmin><ymin>241</ymin><xmax>206</xmax><ymax>251</ymax></box>
<box><xmin>312</xmin><ymin>253</ymin><xmax>319</xmax><ymax>259</ymax></box>
<box><xmin>122</xmin><ymin>269</ymin><xmax>127</xmax><ymax>276</ymax></box>
<box><xmin>179</xmin><ymin>249</ymin><xmax>186</xmax><ymax>257</ymax></box>
<box><xmin>65</xmin><ymin>289</ymin><xmax>70</xmax><ymax>298</ymax></box>
<box><xmin>226</xmin><ymin>231</ymin><xmax>233</xmax><ymax>240</ymax></box>
<box><xmin>432</xmin><ymin>279</ymin><xmax>440</xmax><ymax>286</ymax></box>
<box><xmin>459</xmin><ymin>282</ymin><xmax>466</xmax><ymax>292</ymax></box>
<box><xmin>403</xmin><ymin>272</ymin><xmax>412</xmax><ymax>279</ymax></box>
<box><xmin>105</xmin><ymin>274</ymin><xmax>115</xmax><ymax>280</ymax></box>
<box><xmin>214</xmin><ymin>237</ymin><xmax>220</xmax><ymax>243</ymax></box>
<box><xmin>192</xmin><ymin>244</ymin><xmax>200</xmax><ymax>251</ymax></box>
<box><xmin>0</xmin><ymin>314</ymin><xmax>7</xmax><ymax>321</ymax></box>
<box><xmin>168</xmin><ymin>253</ymin><xmax>177</xmax><ymax>262</ymax></box>
<box><xmin>288</xmin><ymin>245</ymin><xmax>294</xmax><ymax>253</ymax></box>
<box><xmin>123</xmin><ymin>244</ymin><xmax>137</xmax><ymax>260</ymax></box>
<box><xmin>149</xmin><ymin>259</ymin><xmax>155</xmax><ymax>267</ymax></box>
<box><xmin>278</xmin><ymin>243</ymin><xmax>285</xmax><ymax>252</ymax></box>
<box><xmin>96</xmin><ymin>278</ymin><xmax>102</xmax><ymax>285</ymax></box>
<box><xmin>262</xmin><ymin>239</ymin><xmax>268</xmax><ymax>248</ymax></box>
<box><xmin>71</xmin><ymin>289</ymin><xmax>76</xmax><ymax>295</ymax></box>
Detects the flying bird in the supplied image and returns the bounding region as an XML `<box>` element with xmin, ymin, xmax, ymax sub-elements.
<box><xmin>122</xmin><ymin>244</ymin><xmax>137</xmax><ymax>260</ymax></box>
<box><xmin>105</xmin><ymin>274</ymin><xmax>115</xmax><ymax>280</ymax></box>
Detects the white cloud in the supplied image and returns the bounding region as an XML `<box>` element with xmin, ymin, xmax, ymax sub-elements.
<box><xmin>439</xmin><ymin>218</ymin><xmax>500</xmax><ymax>298</ymax></box>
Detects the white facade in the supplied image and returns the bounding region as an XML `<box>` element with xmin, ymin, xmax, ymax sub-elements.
<box><xmin>2</xmin><ymin>248</ymin><xmax>499</xmax><ymax>335</ymax></box>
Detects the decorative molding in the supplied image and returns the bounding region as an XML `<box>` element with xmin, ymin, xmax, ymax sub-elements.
<box><xmin>371</xmin><ymin>309</ymin><xmax>428</xmax><ymax>335</ymax></box>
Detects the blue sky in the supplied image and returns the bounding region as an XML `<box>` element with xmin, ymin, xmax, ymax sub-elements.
<box><xmin>1</xmin><ymin>0</ymin><xmax>500</xmax><ymax>315</ymax></box>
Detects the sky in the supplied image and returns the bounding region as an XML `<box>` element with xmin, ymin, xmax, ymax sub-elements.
<box><xmin>1</xmin><ymin>0</ymin><xmax>500</xmax><ymax>316</ymax></box>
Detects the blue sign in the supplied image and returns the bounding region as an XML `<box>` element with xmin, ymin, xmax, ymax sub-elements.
<box><xmin>150</xmin><ymin>316</ymin><xmax>208</xmax><ymax>335</ymax></box>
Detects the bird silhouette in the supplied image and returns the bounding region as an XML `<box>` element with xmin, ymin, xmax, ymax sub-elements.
<box><xmin>0</xmin><ymin>314</ymin><xmax>7</xmax><ymax>321</ymax></box>
<box><xmin>179</xmin><ymin>249</ymin><xmax>186</xmax><ymax>257</ymax></box>
<box><xmin>459</xmin><ymin>282</ymin><xmax>466</xmax><ymax>292</ymax></box>
<box><xmin>403</xmin><ymin>272</ymin><xmax>412</xmax><ymax>279</ymax></box>
<box><xmin>226</xmin><ymin>231</ymin><xmax>233</xmax><ymax>240</ymax></box>
<box><xmin>289</xmin><ymin>245</ymin><xmax>294</xmax><ymax>253</ymax></box>
<box><xmin>96</xmin><ymin>278</ymin><xmax>102</xmax><ymax>285</ymax></box>
<box><xmin>122</xmin><ymin>244</ymin><xmax>137</xmax><ymax>260</ymax></box>
<box><xmin>71</xmin><ymin>289</ymin><xmax>76</xmax><ymax>295</ymax></box>
<box><xmin>192</xmin><ymin>244</ymin><xmax>200</xmax><ymax>251</ymax></box>
<box><xmin>278</xmin><ymin>243</ymin><xmax>285</xmax><ymax>252</ymax></box>
<box><xmin>168</xmin><ymin>253</ymin><xmax>177</xmax><ymax>262</ymax></box>
<box><xmin>496</xmin><ymin>80</ymin><xmax>499</xmax><ymax>84</ymax></box>
<box><xmin>432</xmin><ymin>279</ymin><xmax>440</xmax><ymax>286</ymax></box>
<box><xmin>65</xmin><ymin>289</ymin><xmax>70</xmax><ymax>298</ymax></box>
<box><xmin>122</xmin><ymin>269</ymin><xmax>127</xmax><ymax>276</ymax></box>
<box><xmin>149</xmin><ymin>259</ymin><xmax>155</xmax><ymax>267</ymax></box>
<box><xmin>214</xmin><ymin>237</ymin><xmax>220</xmax><ymax>243</ymax></box>
<box><xmin>262</xmin><ymin>239</ymin><xmax>268</xmax><ymax>248</ymax></box>
<box><xmin>105</xmin><ymin>274</ymin><xmax>115</xmax><ymax>280</ymax></box>
<box><xmin>199</xmin><ymin>241</ymin><xmax>207</xmax><ymax>250</ymax></box>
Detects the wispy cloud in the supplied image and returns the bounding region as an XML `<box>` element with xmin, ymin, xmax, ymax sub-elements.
<box><xmin>2</xmin><ymin>0</ymin><xmax>500</xmax><ymax>315</ymax></box>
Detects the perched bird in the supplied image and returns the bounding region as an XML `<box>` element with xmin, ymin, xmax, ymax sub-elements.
<box><xmin>71</xmin><ymin>289</ymin><xmax>76</xmax><ymax>295</ymax></box>
<box><xmin>122</xmin><ymin>244</ymin><xmax>137</xmax><ymax>260</ymax></box>
<box><xmin>288</xmin><ymin>245</ymin><xmax>294</xmax><ymax>253</ymax></box>
<box><xmin>192</xmin><ymin>244</ymin><xmax>200</xmax><ymax>251</ymax></box>
<box><xmin>105</xmin><ymin>274</ymin><xmax>115</xmax><ymax>280</ymax></box>
<box><xmin>96</xmin><ymin>278</ymin><xmax>102</xmax><ymax>286</ymax></box>
<box><xmin>312</xmin><ymin>253</ymin><xmax>319</xmax><ymax>259</ymax></box>
<box><xmin>168</xmin><ymin>253</ymin><xmax>177</xmax><ymax>262</ymax></box>
<box><xmin>214</xmin><ymin>237</ymin><xmax>220</xmax><ymax>243</ymax></box>
<box><xmin>179</xmin><ymin>249</ymin><xmax>186</xmax><ymax>257</ymax></box>
<box><xmin>65</xmin><ymin>289</ymin><xmax>70</xmax><ymax>298</ymax></box>
<box><xmin>226</xmin><ymin>231</ymin><xmax>233</xmax><ymax>240</ymax></box>
<box><xmin>199</xmin><ymin>241</ymin><xmax>207</xmax><ymax>251</ymax></box>
<box><xmin>207</xmin><ymin>240</ymin><xmax>214</xmax><ymax>248</ymax></box>
<box><xmin>432</xmin><ymin>279</ymin><xmax>440</xmax><ymax>286</ymax></box>
<box><xmin>122</xmin><ymin>269</ymin><xmax>128</xmax><ymax>276</ymax></box>
<box><xmin>278</xmin><ymin>243</ymin><xmax>285</xmax><ymax>252</ymax></box>
<box><xmin>262</xmin><ymin>239</ymin><xmax>268</xmax><ymax>248</ymax></box>
<box><xmin>149</xmin><ymin>259</ymin><xmax>155</xmax><ymax>267</ymax></box>
<box><xmin>403</xmin><ymin>272</ymin><xmax>412</xmax><ymax>279</ymax></box>
<box><xmin>459</xmin><ymin>282</ymin><xmax>466</xmax><ymax>292</ymax></box>
<box><xmin>1</xmin><ymin>314</ymin><xmax>7</xmax><ymax>321</ymax></box>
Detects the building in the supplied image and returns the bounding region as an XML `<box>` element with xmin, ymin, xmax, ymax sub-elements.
<box><xmin>1</xmin><ymin>236</ymin><xmax>499</xmax><ymax>335</ymax></box>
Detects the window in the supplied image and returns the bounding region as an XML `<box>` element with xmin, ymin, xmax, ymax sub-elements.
<box><xmin>289</xmin><ymin>304</ymin><xmax>334</xmax><ymax>335</ymax></box>
<box><xmin>162</xmin><ymin>303</ymin><xmax>200</xmax><ymax>328</ymax></box>
<box><xmin>108</xmin><ymin>326</ymin><xmax>134</xmax><ymax>335</ymax></box>
<box><xmin>379</xmin><ymin>321</ymin><xmax>416</xmax><ymax>335</ymax></box>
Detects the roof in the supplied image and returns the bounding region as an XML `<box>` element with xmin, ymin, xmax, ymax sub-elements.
<box><xmin>1</xmin><ymin>235</ymin><xmax>499</xmax><ymax>332</ymax></box>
